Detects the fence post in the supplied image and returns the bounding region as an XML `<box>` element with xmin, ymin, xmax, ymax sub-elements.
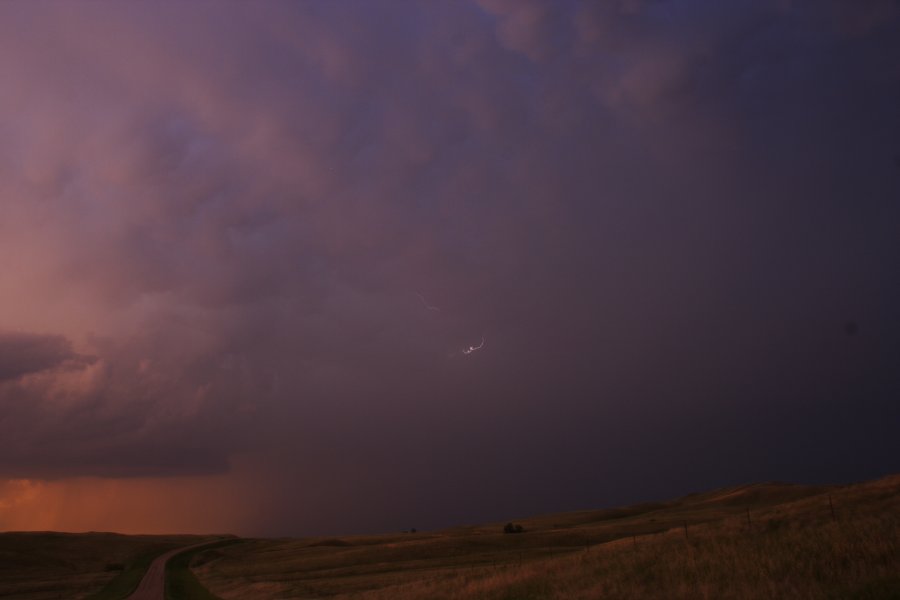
<box><xmin>683</xmin><ymin>521</ymin><xmax>689</xmax><ymax>540</ymax></box>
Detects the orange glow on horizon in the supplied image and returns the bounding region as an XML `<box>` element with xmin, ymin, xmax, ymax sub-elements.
<box><xmin>0</xmin><ymin>472</ymin><xmax>258</xmax><ymax>535</ymax></box>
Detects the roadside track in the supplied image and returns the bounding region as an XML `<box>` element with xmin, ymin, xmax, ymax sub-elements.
<box><xmin>126</xmin><ymin>541</ymin><xmax>221</xmax><ymax>600</ymax></box>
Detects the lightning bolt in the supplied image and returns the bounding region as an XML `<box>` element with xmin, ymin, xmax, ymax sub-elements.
<box><xmin>462</xmin><ymin>336</ymin><xmax>485</xmax><ymax>355</ymax></box>
<box><xmin>416</xmin><ymin>292</ymin><xmax>441</xmax><ymax>312</ymax></box>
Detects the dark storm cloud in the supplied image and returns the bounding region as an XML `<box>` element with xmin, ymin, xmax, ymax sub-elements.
<box><xmin>0</xmin><ymin>326</ymin><xmax>250</xmax><ymax>478</ymax></box>
<box><xmin>0</xmin><ymin>332</ymin><xmax>75</xmax><ymax>381</ymax></box>
<box><xmin>0</xmin><ymin>0</ymin><xmax>898</xmax><ymax>533</ymax></box>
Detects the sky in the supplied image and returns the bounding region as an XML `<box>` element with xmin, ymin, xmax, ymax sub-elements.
<box><xmin>1</xmin><ymin>0</ymin><xmax>899</xmax><ymax>537</ymax></box>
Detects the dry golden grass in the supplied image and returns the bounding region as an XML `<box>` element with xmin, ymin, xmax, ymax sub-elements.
<box><xmin>194</xmin><ymin>475</ymin><xmax>899</xmax><ymax>599</ymax></box>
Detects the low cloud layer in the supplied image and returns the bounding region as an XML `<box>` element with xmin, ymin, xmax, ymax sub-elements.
<box><xmin>1</xmin><ymin>1</ymin><xmax>898</xmax><ymax>535</ymax></box>
<box><xmin>0</xmin><ymin>332</ymin><xmax>76</xmax><ymax>381</ymax></box>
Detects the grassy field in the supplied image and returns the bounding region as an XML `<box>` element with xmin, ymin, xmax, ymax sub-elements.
<box><xmin>2</xmin><ymin>475</ymin><xmax>896</xmax><ymax>599</ymax></box>
<box><xmin>192</xmin><ymin>475</ymin><xmax>900</xmax><ymax>599</ymax></box>
<box><xmin>0</xmin><ymin>532</ymin><xmax>217</xmax><ymax>600</ymax></box>
<box><xmin>166</xmin><ymin>539</ymin><xmax>243</xmax><ymax>600</ymax></box>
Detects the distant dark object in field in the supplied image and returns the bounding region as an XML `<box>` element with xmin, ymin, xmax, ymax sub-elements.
<box><xmin>845</xmin><ymin>321</ymin><xmax>859</xmax><ymax>336</ymax></box>
<box><xmin>503</xmin><ymin>522</ymin><xmax>525</xmax><ymax>534</ymax></box>
<box><xmin>308</xmin><ymin>538</ymin><xmax>351</xmax><ymax>547</ymax></box>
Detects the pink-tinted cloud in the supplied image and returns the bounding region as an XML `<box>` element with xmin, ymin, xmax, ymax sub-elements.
<box><xmin>0</xmin><ymin>332</ymin><xmax>77</xmax><ymax>382</ymax></box>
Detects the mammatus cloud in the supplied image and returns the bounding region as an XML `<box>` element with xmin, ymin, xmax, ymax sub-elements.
<box><xmin>0</xmin><ymin>1</ymin><xmax>898</xmax><ymax>535</ymax></box>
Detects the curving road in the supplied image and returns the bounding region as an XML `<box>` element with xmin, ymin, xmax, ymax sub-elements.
<box><xmin>126</xmin><ymin>541</ymin><xmax>217</xmax><ymax>600</ymax></box>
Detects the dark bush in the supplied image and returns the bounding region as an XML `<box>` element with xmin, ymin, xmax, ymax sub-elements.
<box><xmin>503</xmin><ymin>522</ymin><xmax>525</xmax><ymax>534</ymax></box>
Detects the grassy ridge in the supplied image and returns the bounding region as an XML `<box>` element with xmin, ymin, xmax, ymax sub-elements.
<box><xmin>194</xmin><ymin>475</ymin><xmax>900</xmax><ymax>599</ymax></box>
<box><xmin>166</xmin><ymin>539</ymin><xmax>243</xmax><ymax>600</ymax></box>
<box><xmin>352</xmin><ymin>495</ymin><xmax>899</xmax><ymax>599</ymax></box>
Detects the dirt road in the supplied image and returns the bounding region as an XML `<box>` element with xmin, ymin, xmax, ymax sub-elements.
<box><xmin>126</xmin><ymin>541</ymin><xmax>216</xmax><ymax>600</ymax></box>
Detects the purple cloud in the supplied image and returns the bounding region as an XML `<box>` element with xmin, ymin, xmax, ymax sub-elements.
<box><xmin>0</xmin><ymin>0</ymin><xmax>897</xmax><ymax>534</ymax></box>
<box><xmin>0</xmin><ymin>332</ymin><xmax>75</xmax><ymax>381</ymax></box>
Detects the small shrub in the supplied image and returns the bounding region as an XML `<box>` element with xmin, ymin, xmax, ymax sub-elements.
<box><xmin>504</xmin><ymin>523</ymin><xmax>525</xmax><ymax>534</ymax></box>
